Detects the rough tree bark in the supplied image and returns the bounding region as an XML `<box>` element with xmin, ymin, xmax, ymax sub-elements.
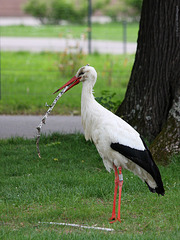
<box><xmin>116</xmin><ymin>0</ymin><xmax>180</xmax><ymax>162</ymax></box>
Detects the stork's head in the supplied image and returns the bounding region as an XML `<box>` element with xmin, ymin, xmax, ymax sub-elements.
<box><xmin>76</xmin><ymin>65</ymin><xmax>97</xmax><ymax>84</ymax></box>
<box><xmin>53</xmin><ymin>65</ymin><xmax>97</xmax><ymax>94</ymax></box>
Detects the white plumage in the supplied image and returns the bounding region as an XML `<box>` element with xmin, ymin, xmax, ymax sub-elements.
<box><xmin>79</xmin><ymin>66</ymin><xmax>157</xmax><ymax>189</ymax></box>
<box><xmin>55</xmin><ymin>65</ymin><xmax>165</xmax><ymax>222</ymax></box>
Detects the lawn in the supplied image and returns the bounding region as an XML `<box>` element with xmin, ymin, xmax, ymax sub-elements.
<box><xmin>1</xmin><ymin>51</ymin><xmax>134</xmax><ymax>114</ymax></box>
<box><xmin>0</xmin><ymin>22</ymin><xmax>139</xmax><ymax>42</ymax></box>
<box><xmin>0</xmin><ymin>134</ymin><xmax>179</xmax><ymax>239</ymax></box>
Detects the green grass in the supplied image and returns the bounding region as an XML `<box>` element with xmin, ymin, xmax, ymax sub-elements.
<box><xmin>0</xmin><ymin>134</ymin><xmax>179</xmax><ymax>239</ymax></box>
<box><xmin>1</xmin><ymin>51</ymin><xmax>134</xmax><ymax>114</ymax></box>
<box><xmin>0</xmin><ymin>22</ymin><xmax>139</xmax><ymax>42</ymax></box>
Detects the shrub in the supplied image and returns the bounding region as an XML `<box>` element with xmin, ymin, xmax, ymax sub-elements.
<box><xmin>23</xmin><ymin>0</ymin><xmax>86</xmax><ymax>24</ymax></box>
<box><xmin>126</xmin><ymin>0</ymin><xmax>143</xmax><ymax>14</ymax></box>
<box><xmin>51</xmin><ymin>0</ymin><xmax>85</xmax><ymax>24</ymax></box>
<box><xmin>96</xmin><ymin>90</ymin><xmax>121</xmax><ymax>113</ymax></box>
<box><xmin>23</xmin><ymin>0</ymin><xmax>48</xmax><ymax>24</ymax></box>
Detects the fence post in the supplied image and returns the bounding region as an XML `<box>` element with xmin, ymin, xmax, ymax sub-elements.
<box><xmin>88</xmin><ymin>0</ymin><xmax>92</xmax><ymax>54</ymax></box>
<box><xmin>0</xmin><ymin>49</ymin><xmax>1</xmax><ymax>100</ymax></box>
<box><xmin>123</xmin><ymin>21</ymin><xmax>127</xmax><ymax>54</ymax></box>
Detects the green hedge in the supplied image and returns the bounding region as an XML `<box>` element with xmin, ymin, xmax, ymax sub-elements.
<box><xmin>23</xmin><ymin>0</ymin><xmax>86</xmax><ymax>24</ymax></box>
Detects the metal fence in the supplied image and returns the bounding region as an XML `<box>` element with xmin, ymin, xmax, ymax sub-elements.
<box><xmin>1</xmin><ymin>50</ymin><xmax>135</xmax><ymax>114</ymax></box>
<box><xmin>0</xmin><ymin>4</ymin><xmax>139</xmax><ymax>112</ymax></box>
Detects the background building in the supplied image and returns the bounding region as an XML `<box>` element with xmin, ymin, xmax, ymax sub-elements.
<box><xmin>0</xmin><ymin>0</ymin><xmax>28</xmax><ymax>17</ymax></box>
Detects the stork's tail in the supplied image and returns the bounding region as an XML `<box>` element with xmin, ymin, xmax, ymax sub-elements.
<box><xmin>145</xmin><ymin>180</ymin><xmax>165</xmax><ymax>196</ymax></box>
<box><xmin>110</xmin><ymin>139</ymin><xmax>165</xmax><ymax>196</ymax></box>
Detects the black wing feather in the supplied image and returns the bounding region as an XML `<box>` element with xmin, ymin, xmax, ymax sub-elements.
<box><xmin>110</xmin><ymin>137</ymin><xmax>165</xmax><ymax>195</ymax></box>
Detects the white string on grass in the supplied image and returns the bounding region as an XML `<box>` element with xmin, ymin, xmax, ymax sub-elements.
<box><xmin>38</xmin><ymin>221</ymin><xmax>114</xmax><ymax>232</ymax></box>
<box><xmin>36</xmin><ymin>86</ymin><xmax>69</xmax><ymax>158</ymax></box>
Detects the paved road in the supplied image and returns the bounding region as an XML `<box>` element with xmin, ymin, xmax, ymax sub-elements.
<box><xmin>0</xmin><ymin>115</ymin><xmax>83</xmax><ymax>139</ymax></box>
<box><xmin>1</xmin><ymin>37</ymin><xmax>137</xmax><ymax>54</ymax></box>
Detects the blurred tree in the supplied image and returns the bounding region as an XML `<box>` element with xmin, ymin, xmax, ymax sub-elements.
<box><xmin>103</xmin><ymin>2</ymin><xmax>123</xmax><ymax>22</ymax></box>
<box><xmin>51</xmin><ymin>0</ymin><xmax>86</xmax><ymax>24</ymax></box>
<box><xmin>126</xmin><ymin>0</ymin><xmax>143</xmax><ymax>14</ymax></box>
<box><xmin>101</xmin><ymin>0</ymin><xmax>142</xmax><ymax>20</ymax></box>
<box><xmin>23</xmin><ymin>0</ymin><xmax>48</xmax><ymax>24</ymax></box>
<box><xmin>24</xmin><ymin>0</ymin><xmax>86</xmax><ymax>24</ymax></box>
<box><xmin>92</xmin><ymin>0</ymin><xmax>110</xmax><ymax>12</ymax></box>
<box><xmin>116</xmin><ymin>0</ymin><xmax>180</xmax><ymax>162</ymax></box>
<box><xmin>24</xmin><ymin>0</ymin><xmax>143</xmax><ymax>23</ymax></box>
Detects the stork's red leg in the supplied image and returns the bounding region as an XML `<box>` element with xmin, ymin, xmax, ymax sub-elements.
<box><xmin>117</xmin><ymin>167</ymin><xmax>123</xmax><ymax>222</ymax></box>
<box><xmin>109</xmin><ymin>165</ymin><xmax>123</xmax><ymax>223</ymax></box>
<box><xmin>109</xmin><ymin>165</ymin><xmax>119</xmax><ymax>223</ymax></box>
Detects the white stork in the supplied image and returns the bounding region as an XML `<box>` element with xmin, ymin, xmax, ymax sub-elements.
<box><xmin>54</xmin><ymin>65</ymin><xmax>165</xmax><ymax>223</ymax></box>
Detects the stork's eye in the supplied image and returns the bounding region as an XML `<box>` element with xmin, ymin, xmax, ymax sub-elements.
<box><xmin>79</xmin><ymin>72</ymin><xmax>84</xmax><ymax>77</ymax></box>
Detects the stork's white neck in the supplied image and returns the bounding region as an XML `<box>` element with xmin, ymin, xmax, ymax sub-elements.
<box><xmin>81</xmin><ymin>81</ymin><xmax>94</xmax><ymax>100</ymax></box>
<box><xmin>81</xmin><ymin>80</ymin><xmax>101</xmax><ymax>141</ymax></box>
<box><xmin>81</xmin><ymin>81</ymin><xmax>95</xmax><ymax>119</ymax></box>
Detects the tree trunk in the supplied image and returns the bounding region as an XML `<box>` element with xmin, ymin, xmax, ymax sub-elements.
<box><xmin>116</xmin><ymin>0</ymin><xmax>180</xmax><ymax>161</ymax></box>
<box><xmin>150</xmin><ymin>88</ymin><xmax>180</xmax><ymax>163</ymax></box>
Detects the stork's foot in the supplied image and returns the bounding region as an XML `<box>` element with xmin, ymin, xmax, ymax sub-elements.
<box><xmin>109</xmin><ymin>217</ymin><xmax>121</xmax><ymax>224</ymax></box>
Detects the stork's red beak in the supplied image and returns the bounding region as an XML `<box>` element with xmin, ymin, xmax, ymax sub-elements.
<box><xmin>53</xmin><ymin>76</ymin><xmax>81</xmax><ymax>94</ymax></box>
